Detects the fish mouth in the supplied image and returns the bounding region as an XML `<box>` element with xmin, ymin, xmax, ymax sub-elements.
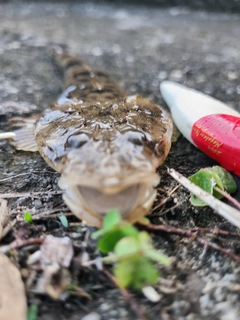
<box><xmin>58</xmin><ymin>172</ymin><xmax>160</xmax><ymax>227</ymax></box>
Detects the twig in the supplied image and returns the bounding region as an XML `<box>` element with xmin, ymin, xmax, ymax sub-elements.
<box><xmin>14</xmin><ymin>208</ymin><xmax>70</xmax><ymax>221</ymax></box>
<box><xmin>0</xmin><ymin>238</ymin><xmax>43</xmax><ymax>254</ymax></box>
<box><xmin>214</xmin><ymin>186</ymin><xmax>240</xmax><ymax>211</ymax></box>
<box><xmin>1</xmin><ymin>219</ymin><xmax>17</xmax><ymax>239</ymax></box>
<box><xmin>167</xmin><ymin>168</ymin><xmax>240</xmax><ymax>229</ymax></box>
<box><xmin>193</xmin><ymin>227</ymin><xmax>240</xmax><ymax>237</ymax></box>
<box><xmin>0</xmin><ymin>170</ymin><xmax>58</xmax><ymax>183</ymax></box>
<box><xmin>156</xmin><ymin>201</ymin><xmax>184</xmax><ymax>216</ymax></box>
<box><xmin>152</xmin><ymin>185</ymin><xmax>180</xmax><ymax>211</ymax></box>
<box><xmin>196</xmin><ymin>237</ymin><xmax>240</xmax><ymax>263</ymax></box>
<box><xmin>139</xmin><ymin>223</ymin><xmax>240</xmax><ymax>238</ymax></box>
<box><xmin>103</xmin><ymin>267</ymin><xmax>148</xmax><ymax>320</ymax></box>
<box><xmin>0</xmin><ymin>132</ymin><xmax>15</xmax><ymax>140</ymax></box>
<box><xmin>0</xmin><ymin>190</ymin><xmax>63</xmax><ymax>199</ymax></box>
<box><xmin>141</xmin><ymin>223</ymin><xmax>240</xmax><ymax>263</ymax></box>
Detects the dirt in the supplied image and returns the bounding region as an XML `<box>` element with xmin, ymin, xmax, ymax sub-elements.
<box><xmin>1</xmin><ymin>2</ymin><xmax>240</xmax><ymax>320</ymax></box>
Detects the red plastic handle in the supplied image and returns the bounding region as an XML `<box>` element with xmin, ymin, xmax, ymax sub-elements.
<box><xmin>191</xmin><ymin>114</ymin><xmax>240</xmax><ymax>176</ymax></box>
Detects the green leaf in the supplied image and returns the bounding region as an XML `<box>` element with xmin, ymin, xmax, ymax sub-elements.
<box><xmin>114</xmin><ymin>236</ymin><xmax>140</xmax><ymax>257</ymax></box>
<box><xmin>211</xmin><ymin>166</ymin><xmax>237</xmax><ymax>194</ymax></box>
<box><xmin>138</xmin><ymin>217</ymin><xmax>150</xmax><ymax>225</ymax></box>
<box><xmin>114</xmin><ymin>257</ymin><xmax>135</xmax><ymax>288</ymax></box>
<box><xmin>189</xmin><ymin>169</ymin><xmax>217</xmax><ymax>206</ymax></box>
<box><xmin>67</xmin><ymin>282</ymin><xmax>78</xmax><ymax>291</ymax></box>
<box><xmin>145</xmin><ymin>249</ymin><xmax>169</xmax><ymax>265</ymax></box>
<box><xmin>27</xmin><ymin>304</ymin><xmax>38</xmax><ymax>320</ymax></box>
<box><xmin>58</xmin><ymin>215</ymin><xmax>68</xmax><ymax>228</ymax></box>
<box><xmin>189</xmin><ymin>170</ymin><xmax>215</xmax><ymax>193</ymax></box>
<box><xmin>189</xmin><ymin>166</ymin><xmax>237</xmax><ymax>206</ymax></box>
<box><xmin>91</xmin><ymin>228</ymin><xmax>106</xmax><ymax>240</ymax></box>
<box><xmin>103</xmin><ymin>209</ymin><xmax>121</xmax><ymax>229</ymax></box>
<box><xmin>137</xmin><ymin>232</ymin><xmax>169</xmax><ymax>264</ymax></box>
<box><xmin>97</xmin><ymin>229</ymin><xmax>129</xmax><ymax>253</ymax></box>
<box><xmin>24</xmin><ymin>211</ymin><xmax>32</xmax><ymax>223</ymax></box>
<box><xmin>97</xmin><ymin>224</ymin><xmax>138</xmax><ymax>253</ymax></box>
<box><xmin>132</xmin><ymin>258</ymin><xmax>159</xmax><ymax>289</ymax></box>
<box><xmin>189</xmin><ymin>194</ymin><xmax>205</xmax><ymax>206</ymax></box>
<box><xmin>114</xmin><ymin>256</ymin><xmax>159</xmax><ymax>289</ymax></box>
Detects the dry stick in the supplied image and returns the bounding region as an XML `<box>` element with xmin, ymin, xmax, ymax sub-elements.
<box><xmin>0</xmin><ymin>190</ymin><xmax>63</xmax><ymax>199</ymax></box>
<box><xmin>0</xmin><ymin>170</ymin><xmax>58</xmax><ymax>183</ymax></box>
<box><xmin>141</xmin><ymin>223</ymin><xmax>240</xmax><ymax>263</ymax></box>
<box><xmin>196</xmin><ymin>237</ymin><xmax>240</xmax><ymax>263</ymax></box>
<box><xmin>0</xmin><ymin>238</ymin><xmax>43</xmax><ymax>254</ymax></box>
<box><xmin>214</xmin><ymin>186</ymin><xmax>240</xmax><ymax>211</ymax></box>
<box><xmin>0</xmin><ymin>219</ymin><xmax>17</xmax><ymax>240</ymax></box>
<box><xmin>15</xmin><ymin>208</ymin><xmax>70</xmax><ymax>221</ymax></box>
<box><xmin>140</xmin><ymin>223</ymin><xmax>240</xmax><ymax>238</ymax></box>
<box><xmin>103</xmin><ymin>267</ymin><xmax>148</xmax><ymax>320</ymax></box>
<box><xmin>152</xmin><ymin>184</ymin><xmax>180</xmax><ymax>211</ymax></box>
<box><xmin>168</xmin><ymin>168</ymin><xmax>240</xmax><ymax>229</ymax></box>
<box><xmin>157</xmin><ymin>201</ymin><xmax>184</xmax><ymax>216</ymax></box>
<box><xmin>192</xmin><ymin>227</ymin><xmax>240</xmax><ymax>238</ymax></box>
<box><xmin>0</xmin><ymin>132</ymin><xmax>15</xmax><ymax>140</ymax></box>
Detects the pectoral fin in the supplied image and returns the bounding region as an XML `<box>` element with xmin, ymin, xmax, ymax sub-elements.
<box><xmin>161</xmin><ymin>106</ymin><xmax>181</xmax><ymax>143</ymax></box>
<box><xmin>12</xmin><ymin>127</ymin><xmax>38</xmax><ymax>152</ymax></box>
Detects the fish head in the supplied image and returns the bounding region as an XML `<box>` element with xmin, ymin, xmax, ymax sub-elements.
<box><xmin>56</xmin><ymin>96</ymin><xmax>172</xmax><ymax>227</ymax></box>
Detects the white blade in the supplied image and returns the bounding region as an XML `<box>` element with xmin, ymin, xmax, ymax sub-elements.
<box><xmin>160</xmin><ymin>81</ymin><xmax>240</xmax><ymax>143</ymax></box>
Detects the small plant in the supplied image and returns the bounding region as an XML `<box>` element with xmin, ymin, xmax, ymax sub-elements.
<box><xmin>58</xmin><ymin>215</ymin><xmax>69</xmax><ymax>228</ymax></box>
<box><xmin>27</xmin><ymin>304</ymin><xmax>38</xmax><ymax>320</ymax></box>
<box><xmin>67</xmin><ymin>282</ymin><xmax>78</xmax><ymax>291</ymax></box>
<box><xmin>24</xmin><ymin>211</ymin><xmax>32</xmax><ymax>223</ymax></box>
<box><xmin>188</xmin><ymin>165</ymin><xmax>237</xmax><ymax>206</ymax></box>
<box><xmin>92</xmin><ymin>210</ymin><xmax>169</xmax><ymax>289</ymax></box>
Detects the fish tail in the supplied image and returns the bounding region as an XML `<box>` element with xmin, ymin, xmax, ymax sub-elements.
<box><xmin>50</xmin><ymin>48</ymin><xmax>85</xmax><ymax>70</ymax></box>
<box><xmin>50</xmin><ymin>48</ymin><xmax>126</xmax><ymax>100</ymax></box>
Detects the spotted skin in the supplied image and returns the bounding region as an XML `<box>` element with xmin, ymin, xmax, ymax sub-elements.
<box><xmin>33</xmin><ymin>52</ymin><xmax>173</xmax><ymax>227</ymax></box>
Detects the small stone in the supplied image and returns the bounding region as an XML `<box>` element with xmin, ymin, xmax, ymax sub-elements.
<box><xmin>142</xmin><ymin>286</ymin><xmax>161</xmax><ymax>302</ymax></box>
<box><xmin>91</xmin><ymin>47</ymin><xmax>103</xmax><ymax>57</ymax></box>
<box><xmin>82</xmin><ymin>312</ymin><xmax>101</xmax><ymax>320</ymax></box>
<box><xmin>169</xmin><ymin>69</ymin><xmax>183</xmax><ymax>81</ymax></box>
<box><xmin>227</xmin><ymin>71</ymin><xmax>238</xmax><ymax>80</ymax></box>
<box><xmin>99</xmin><ymin>302</ymin><xmax>111</xmax><ymax>311</ymax></box>
<box><xmin>158</xmin><ymin>71</ymin><xmax>168</xmax><ymax>80</ymax></box>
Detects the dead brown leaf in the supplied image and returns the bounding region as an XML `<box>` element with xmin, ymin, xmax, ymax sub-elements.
<box><xmin>36</xmin><ymin>263</ymin><xmax>72</xmax><ymax>300</ymax></box>
<box><xmin>30</xmin><ymin>235</ymin><xmax>75</xmax><ymax>299</ymax></box>
<box><xmin>0</xmin><ymin>253</ymin><xmax>27</xmax><ymax>320</ymax></box>
<box><xmin>40</xmin><ymin>235</ymin><xmax>74</xmax><ymax>268</ymax></box>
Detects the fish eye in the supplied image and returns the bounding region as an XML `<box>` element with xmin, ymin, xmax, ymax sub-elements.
<box><xmin>65</xmin><ymin>133</ymin><xmax>89</xmax><ymax>148</ymax></box>
<box><xmin>125</xmin><ymin>131</ymin><xmax>145</xmax><ymax>146</ymax></box>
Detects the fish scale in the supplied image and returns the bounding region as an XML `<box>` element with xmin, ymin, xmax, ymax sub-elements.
<box><xmin>14</xmin><ymin>51</ymin><xmax>173</xmax><ymax>227</ymax></box>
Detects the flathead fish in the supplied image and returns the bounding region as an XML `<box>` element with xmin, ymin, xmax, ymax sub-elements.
<box><xmin>14</xmin><ymin>52</ymin><xmax>172</xmax><ymax>227</ymax></box>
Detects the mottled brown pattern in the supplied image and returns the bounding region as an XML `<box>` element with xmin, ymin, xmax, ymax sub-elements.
<box><xmin>34</xmin><ymin>52</ymin><xmax>172</xmax><ymax>227</ymax></box>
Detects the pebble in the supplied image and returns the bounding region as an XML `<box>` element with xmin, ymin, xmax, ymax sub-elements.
<box><xmin>169</xmin><ymin>69</ymin><xmax>183</xmax><ymax>81</ymax></box>
<box><xmin>82</xmin><ymin>312</ymin><xmax>101</xmax><ymax>320</ymax></box>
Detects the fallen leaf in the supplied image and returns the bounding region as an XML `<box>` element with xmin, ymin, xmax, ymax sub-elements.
<box><xmin>36</xmin><ymin>236</ymin><xmax>74</xmax><ymax>299</ymax></box>
<box><xmin>36</xmin><ymin>263</ymin><xmax>71</xmax><ymax>300</ymax></box>
<box><xmin>40</xmin><ymin>235</ymin><xmax>73</xmax><ymax>268</ymax></box>
<box><xmin>0</xmin><ymin>253</ymin><xmax>27</xmax><ymax>320</ymax></box>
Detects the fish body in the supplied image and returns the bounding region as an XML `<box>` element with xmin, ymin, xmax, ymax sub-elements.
<box><xmin>19</xmin><ymin>53</ymin><xmax>173</xmax><ymax>227</ymax></box>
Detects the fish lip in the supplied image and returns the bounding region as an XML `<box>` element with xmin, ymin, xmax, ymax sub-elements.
<box><xmin>58</xmin><ymin>171</ymin><xmax>160</xmax><ymax>192</ymax></box>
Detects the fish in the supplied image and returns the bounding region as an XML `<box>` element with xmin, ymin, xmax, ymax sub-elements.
<box><xmin>14</xmin><ymin>51</ymin><xmax>173</xmax><ymax>227</ymax></box>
